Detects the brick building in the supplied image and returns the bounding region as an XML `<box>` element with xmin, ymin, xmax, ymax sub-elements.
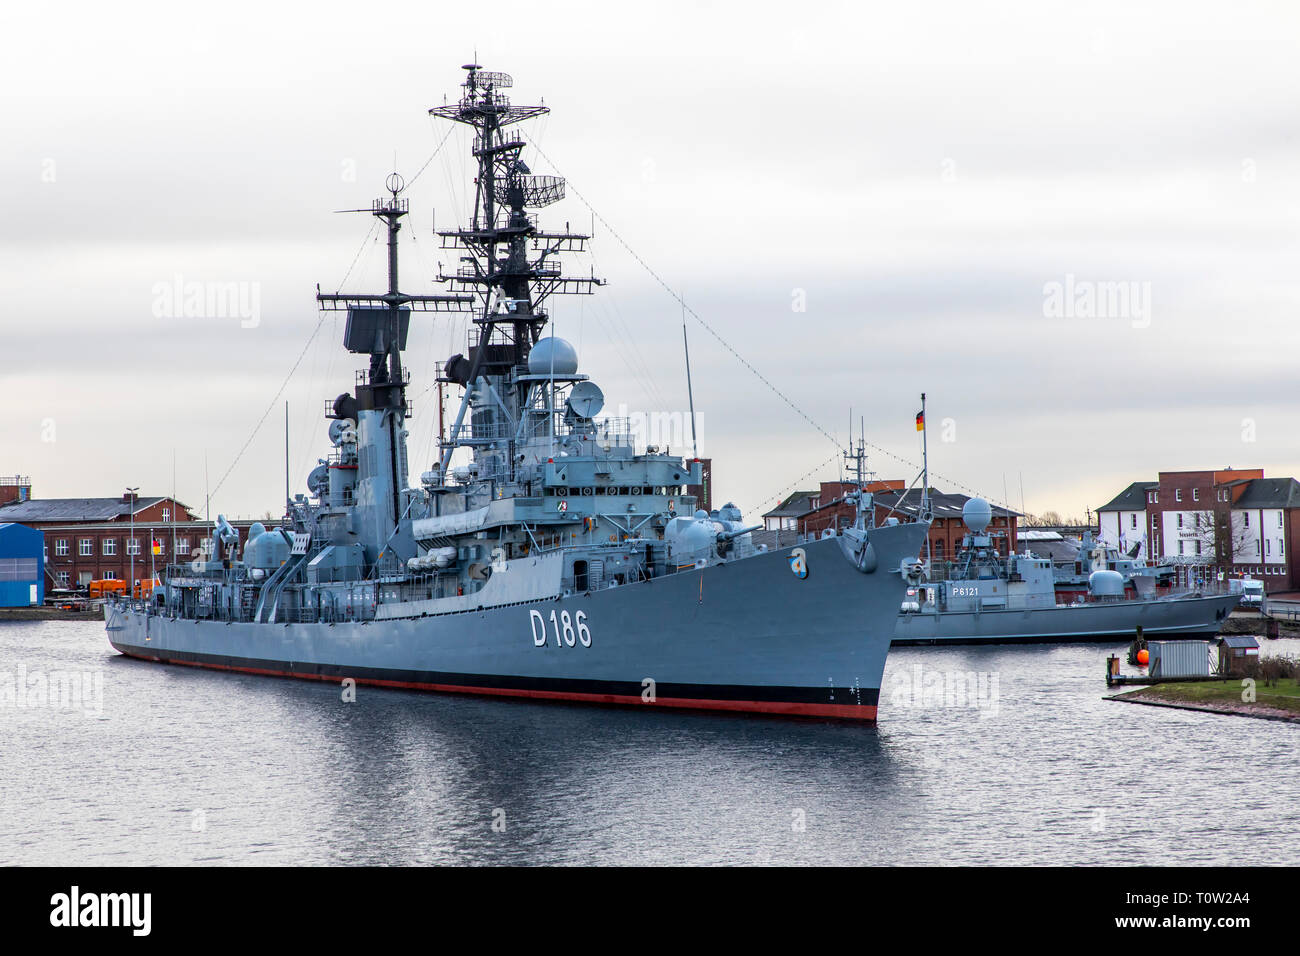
<box><xmin>762</xmin><ymin>480</ymin><xmax>1019</xmax><ymax>562</ymax></box>
<box><xmin>1097</xmin><ymin>468</ymin><xmax>1300</xmax><ymax>591</ymax></box>
<box><xmin>0</xmin><ymin>475</ymin><xmax>32</xmax><ymax>507</ymax></box>
<box><xmin>0</xmin><ymin>490</ymin><xmax>268</xmax><ymax>591</ymax></box>
<box><xmin>762</xmin><ymin>480</ymin><xmax>906</xmax><ymax>532</ymax></box>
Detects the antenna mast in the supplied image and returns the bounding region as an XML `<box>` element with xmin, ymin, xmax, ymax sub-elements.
<box><xmin>429</xmin><ymin>64</ymin><xmax>605</xmax><ymax>476</ymax></box>
<box><xmin>682</xmin><ymin>301</ymin><xmax>698</xmax><ymax>460</ymax></box>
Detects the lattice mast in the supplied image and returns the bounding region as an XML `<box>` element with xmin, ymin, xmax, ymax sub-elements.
<box><xmin>430</xmin><ymin>64</ymin><xmax>604</xmax><ymax>472</ymax></box>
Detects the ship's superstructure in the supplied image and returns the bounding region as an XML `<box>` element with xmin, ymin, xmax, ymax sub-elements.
<box><xmin>105</xmin><ymin>65</ymin><xmax>931</xmax><ymax>720</ymax></box>
<box><xmin>1051</xmin><ymin>529</ymin><xmax>1176</xmax><ymax>595</ymax></box>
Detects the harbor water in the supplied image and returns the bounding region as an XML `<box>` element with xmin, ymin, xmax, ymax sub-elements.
<box><xmin>3</xmin><ymin>619</ymin><xmax>1297</xmax><ymax>866</ymax></box>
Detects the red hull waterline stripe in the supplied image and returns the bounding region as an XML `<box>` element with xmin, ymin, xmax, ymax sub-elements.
<box><xmin>116</xmin><ymin>650</ymin><xmax>879</xmax><ymax>721</ymax></box>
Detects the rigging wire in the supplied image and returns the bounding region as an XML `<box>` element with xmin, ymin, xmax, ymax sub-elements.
<box><xmin>744</xmin><ymin>450</ymin><xmax>842</xmax><ymax>520</ymax></box>
<box><xmin>335</xmin><ymin>219</ymin><xmax>381</xmax><ymax>294</ymax></box>
<box><xmin>397</xmin><ymin>122</ymin><xmax>456</xmax><ymax>196</ymax></box>
<box><xmin>210</xmin><ymin>311</ymin><xmax>330</xmax><ymax>500</ymax></box>
<box><xmin>213</xmin><ymin>121</ymin><xmax>481</xmax><ymax>509</ymax></box>
<box><xmin>529</xmin><ymin>140</ymin><xmax>1026</xmax><ymax>518</ymax></box>
<box><xmin>529</xmin><ymin>140</ymin><xmax>841</xmax><ymax>452</ymax></box>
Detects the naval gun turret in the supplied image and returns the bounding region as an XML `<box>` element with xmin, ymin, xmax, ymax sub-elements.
<box><xmin>664</xmin><ymin>506</ymin><xmax>761</xmax><ymax>566</ymax></box>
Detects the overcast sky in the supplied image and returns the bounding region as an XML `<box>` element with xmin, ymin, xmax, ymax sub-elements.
<box><xmin>4</xmin><ymin>1</ymin><xmax>1299</xmax><ymax>523</ymax></box>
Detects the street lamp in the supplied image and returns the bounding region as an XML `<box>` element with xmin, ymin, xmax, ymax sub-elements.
<box><xmin>126</xmin><ymin>486</ymin><xmax>139</xmax><ymax>600</ymax></box>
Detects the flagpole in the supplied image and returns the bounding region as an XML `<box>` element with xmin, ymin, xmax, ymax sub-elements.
<box><xmin>920</xmin><ymin>392</ymin><xmax>930</xmax><ymax>519</ymax></box>
<box><xmin>920</xmin><ymin>393</ymin><xmax>931</xmax><ymax>570</ymax></box>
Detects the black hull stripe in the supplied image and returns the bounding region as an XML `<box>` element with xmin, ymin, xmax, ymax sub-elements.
<box><xmin>110</xmin><ymin>643</ymin><xmax>881</xmax><ymax>707</ymax></box>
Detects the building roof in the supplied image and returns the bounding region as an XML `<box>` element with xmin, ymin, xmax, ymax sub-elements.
<box><xmin>1232</xmin><ymin>477</ymin><xmax>1300</xmax><ymax>510</ymax></box>
<box><xmin>0</xmin><ymin>496</ymin><xmax>186</xmax><ymax>522</ymax></box>
<box><xmin>873</xmin><ymin>489</ymin><xmax>1019</xmax><ymax>520</ymax></box>
<box><xmin>1097</xmin><ymin>481</ymin><xmax>1156</xmax><ymax>512</ymax></box>
<box><xmin>1024</xmin><ymin>538</ymin><xmax>1081</xmax><ymax>562</ymax></box>
<box><xmin>1220</xmin><ymin>635</ymin><xmax>1260</xmax><ymax>649</ymax></box>
<box><xmin>762</xmin><ymin>491</ymin><xmax>821</xmax><ymax>519</ymax></box>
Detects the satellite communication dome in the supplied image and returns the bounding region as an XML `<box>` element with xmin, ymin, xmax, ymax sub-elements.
<box><xmin>528</xmin><ymin>337</ymin><xmax>579</xmax><ymax>375</ymax></box>
<box><xmin>962</xmin><ymin>497</ymin><xmax>993</xmax><ymax>533</ymax></box>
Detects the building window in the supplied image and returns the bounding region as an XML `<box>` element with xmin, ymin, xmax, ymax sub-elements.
<box><xmin>103</xmin><ymin>539</ymin><xmax>117</xmax><ymax>556</ymax></box>
<box><xmin>55</xmin><ymin>572</ymin><xmax>70</xmax><ymax>587</ymax></box>
<box><xmin>78</xmin><ymin>570</ymin><xmax>93</xmax><ymax>587</ymax></box>
<box><xmin>1245</xmin><ymin>513</ymin><xmax>1250</xmax><ymax>527</ymax></box>
<box><xmin>1130</xmin><ymin>514</ymin><xmax>1137</xmax><ymax>529</ymax></box>
<box><xmin>163</xmin><ymin>508</ymin><xmax>170</xmax><ymax>522</ymax></box>
<box><xmin>55</xmin><ymin>539</ymin><xmax>68</xmax><ymax>556</ymax></box>
<box><xmin>1178</xmin><ymin>514</ymin><xmax>1183</xmax><ymax>528</ymax></box>
<box><xmin>1192</xmin><ymin>488</ymin><xmax>1199</xmax><ymax>501</ymax></box>
<box><xmin>127</xmin><ymin>538</ymin><xmax>141</xmax><ymax>556</ymax></box>
<box><xmin>79</xmin><ymin>538</ymin><xmax>93</xmax><ymax>556</ymax></box>
<box><xmin>1196</xmin><ymin>540</ymin><xmax>1202</xmax><ymax>555</ymax></box>
<box><xmin>103</xmin><ymin>571</ymin><xmax>117</xmax><ymax>580</ymax></box>
<box><xmin>1176</xmin><ymin>489</ymin><xmax>1182</xmax><ymax>502</ymax></box>
<box><xmin>177</xmin><ymin>538</ymin><xmax>189</xmax><ymax>555</ymax></box>
<box><xmin>154</xmin><ymin>538</ymin><xmax>165</xmax><ymax>555</ymax></box>
<box><xmin>1179</xmin><ymin>541</ymin><xmax>1185</xmax><ymax>555</ymax></box>
<box><xmin>1279</xmin><ymin>512</ymin><xmax>1284</xmax><ymax>528</ymax></box>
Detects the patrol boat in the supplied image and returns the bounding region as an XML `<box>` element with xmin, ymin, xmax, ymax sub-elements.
<box><xmin>894</xmin><ymin>499</ymin><xmax>1239</xmax><ymax>646</ymax></box>
<box><xmin>105</xmin><ymin>65</ymin><xmax>930</xmax><ymax>720</ymax></box>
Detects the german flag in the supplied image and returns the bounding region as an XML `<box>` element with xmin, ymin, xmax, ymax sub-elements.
<box><xmin>915</xmin><ymin>410</ymin><xmax>925</xmax><ymax>432</ymax></box>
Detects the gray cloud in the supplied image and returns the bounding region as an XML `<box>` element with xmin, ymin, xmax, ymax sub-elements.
<box><xmin>4</xmin><ymin>0</ymin><xmax>1299</xmax><ymax>521</ymax></box>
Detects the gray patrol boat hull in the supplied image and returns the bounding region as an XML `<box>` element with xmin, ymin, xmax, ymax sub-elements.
<box><xmin>107</xmin><ymin>525</ymin><xmax>929</xmax><ymax>720</ymax></box>
<box><xmin>893</xmin><ymin>591</ymin><xmax>1240</xmax><ymax>646</ymax></box>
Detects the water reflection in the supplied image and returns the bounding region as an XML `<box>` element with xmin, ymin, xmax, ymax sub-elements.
<box><xmin>2</xmin><ymin>622</ymin><xmax>1298</xmax><ymax>865</ymax></box>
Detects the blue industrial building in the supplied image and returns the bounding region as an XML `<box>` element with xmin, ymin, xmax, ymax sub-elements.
<box><xmin>0</xmin><ymin>523</ymin><xmax>44</xmax><ymax>607</ymax></box>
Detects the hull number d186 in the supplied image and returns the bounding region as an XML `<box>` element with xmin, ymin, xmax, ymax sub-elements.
<box><xmin>530</xmin><ymin>608</ymin><xmax>592</xmax><ymax>647</ymax></box>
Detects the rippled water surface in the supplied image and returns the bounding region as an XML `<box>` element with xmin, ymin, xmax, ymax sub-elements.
<box><xmin>2</xmin><ymin>620</ymin><xmax>1296</xmax><ymax>865</ymax></box>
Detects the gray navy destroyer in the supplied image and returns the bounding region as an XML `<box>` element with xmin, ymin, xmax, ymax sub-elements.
<box><xmin>105</xmin><ymin>65</ymin><xmax>930</xmax><ymax>720</ymax></box>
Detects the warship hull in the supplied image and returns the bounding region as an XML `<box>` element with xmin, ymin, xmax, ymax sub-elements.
<box><xmin>107</xmin><ymin>525</ymin><xmax>929</xmax><ymax>721</ymax></box>
<box><xmin>892</xmin><ymin>591</ymin><xmax>1240</xmax><ymax>646</ymax></box>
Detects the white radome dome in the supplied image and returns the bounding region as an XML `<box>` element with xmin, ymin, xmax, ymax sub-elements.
<box><xmin>962</xmin><ymin>497</ymin><xmax>993</xmax><ymax>533</ymax></box>
<box><xmin>528</xmin><ymin>337</ymin><xmax>579</xmax><ymax>375</ymax></box>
